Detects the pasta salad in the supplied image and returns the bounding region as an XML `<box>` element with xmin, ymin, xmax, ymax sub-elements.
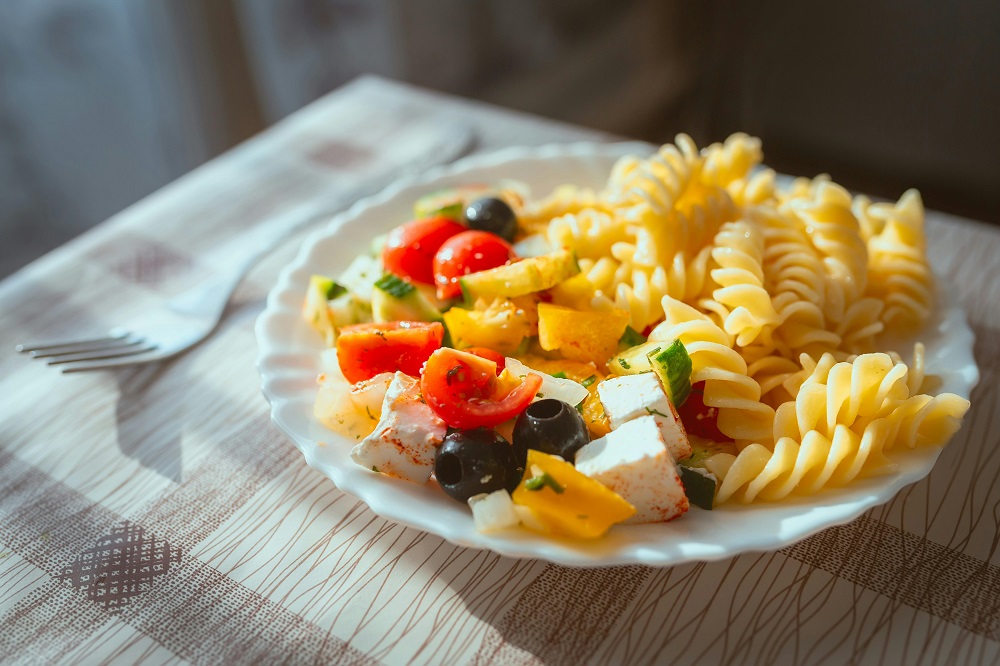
<box><xmin>302</xmin><ymin>134</ymin><xmax>970</xmax><ymax>540</ymax></box>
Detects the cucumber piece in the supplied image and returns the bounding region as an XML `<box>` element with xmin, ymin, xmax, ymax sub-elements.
<box><xmin>374</xmin><ymin>273</ymin><xmax>415</xmax><ymax>299</ymax></box>
<box><xmin>329</xmin><ymin>292</ymin><xmax>371</xmax><ymax>328</ymax></box>
<box><xmin>371</xmin><ymin>274</ymin><xmax>442</xmax><ymax>323</ymax></box>
<box><xmin>679</xmin><ymin>466</ymin><xmax>716</xmax><ymax>510</ymax></box>
<box><xmin>647</xmin><ymin>339</ymin><xmax>692</xmax><ymax>406</ymax></box>
<box><xmin>414</xmin><ymin>185</ymin><xmax>490</xmax><ymax>220</ymax></box>
<box><xmin>458</xmin><ymin>250</ymin><xmax>579</xmax><ymax>302</ymax></box>
<box><xmin>608</xmin><ymin>340</ymin><xmax>661</xmax><ymax>375</ymax></box>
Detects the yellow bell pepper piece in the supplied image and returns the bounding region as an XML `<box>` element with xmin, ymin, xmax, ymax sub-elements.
<box><xmin>512</xmin><ymin>450</ymin><xmax>635</xmax><ymax>539</ymax></box>
<box><xmin>537</xmin><ymin>302</ymin><xmax>630</xmax><ymax>365</ymax></box>
<box><xmin>548</xmin><ymin>273</ymin><xmax>597</xmax><ymax>311</ymax></box>
<box><xmin>581</xmin><ymin>390</ymin><xmax>611</xmax><ymax>438</ymax></box>
<box><xmin>443</xmin><ymin>299</ymin><xmax>532</xmax><ymax>354</ymax></box>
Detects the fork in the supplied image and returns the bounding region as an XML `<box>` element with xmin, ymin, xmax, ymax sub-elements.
<box><xmin>16</xmin><ymin>123</ymin><xmax>475</xmax><ymax>373</ymax></box>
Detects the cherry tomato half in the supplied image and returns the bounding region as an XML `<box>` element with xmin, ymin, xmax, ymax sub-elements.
<box><xmin>676</xmin><ymin>381</ymin><xmax>730</xmax><ymax>442</ymax></box>
<box><xmin>432</xmin><ymin>230</ymin><xmax>516</xmax><ymax>300</ymax></box>
<box><xmin>383</xmin><ymin>217</ymin><xmax>466</xmax><ymax>285</ymax></box>
<box><xmin>464</xmin><ymin>347</ymin><xmax>506</xmax><ymax>375</ymax></box>
<box><xmin>421</xmin><ymin>348</ymin><xmax>541</xmax><ymax>429</ymax></box>
<box><xmin>336</xmin><ymin>321</ymin><xmax>444</xmax><ymax>384</ymax></box>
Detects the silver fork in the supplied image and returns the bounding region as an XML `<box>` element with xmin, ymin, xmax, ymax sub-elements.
<box><xmin>16</xmin><ymin>123</ymin><xmax>475</xmax><ymax>373</ymax></box>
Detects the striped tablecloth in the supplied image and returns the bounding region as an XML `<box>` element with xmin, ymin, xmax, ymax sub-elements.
<box><xmin>1</xmin><ymin>76</ymin><xmax>997</xmax><ymax>665</ymax></box>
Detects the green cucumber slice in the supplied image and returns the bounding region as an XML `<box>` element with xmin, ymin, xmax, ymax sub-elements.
<box><xmin>458</xmin><ymin>250</ymin><xmax>579</xmax><ymax>302</ymax></box>
<box><xmin>371</xmin><ymin>274</ymin><xmax>442</xmax><ymax>323</ymax></box>
<box><xmin>373</xmin><ymin>273</ymin><xmax>415</xmax><ymax>299</ymax></box>
<box><xmin>647</xmin><ymin>339</ymin><xmax>692</xmax><ymax>406</ymax></box>
<box><xmin>679</xmin><ymin>466</ymin><xmax>716</xmax><ymax>510</ymax></box>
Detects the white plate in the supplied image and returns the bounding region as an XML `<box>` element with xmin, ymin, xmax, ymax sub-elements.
<box><xmin>255</xmin><ymin>142</ymin><xmax>980</xmax><ymax>567</ymax></box>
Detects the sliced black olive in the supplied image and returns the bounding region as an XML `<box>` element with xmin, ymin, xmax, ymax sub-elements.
<box><xmin>512</xmin><ymin>398</ymin><xmax>590</xmax><ymax>466</ymax></box>
<box><xmin>434</xmin><ymin>428</ymin><xmax>519</xmax><ymax>503</ymax></box>
<box><xmin>464</xmin><ymin>197</ymin><xmax>517</xmax><ymax>242</ymax></box>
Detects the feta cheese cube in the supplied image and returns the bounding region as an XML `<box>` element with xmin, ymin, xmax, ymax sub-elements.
<box><xmin>351</xmin><ymin>372</ymin><xmax>447</xmax><ymax>483</ymax></box>
<box><xmin>597</xmin><ymin>373</ymin><xmax>692</xmax><ymax>461</ymax></box>
<box><xmin>575</xmin><ymin>415</ymin><xmax>689</xmax><ymax>523</ymax></box>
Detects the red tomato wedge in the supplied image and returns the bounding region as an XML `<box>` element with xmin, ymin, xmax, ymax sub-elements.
<box><xmin>383</xmin><ymin>216</ymin><xmax>466</xmax><ymax>285</ymax></box>
<box><xmin>421</xmin><ymin>348</ymin><xmax>541</xmax><ymax>429</ymax></box>
<box><xmin>676</xmin><ymin>381</ymin><xmax>730</xmax><ymax>442</ymax></box>
<box><xmin>463</xmin><ymin>347</ymin><xmax>506</xmax><ymax>375</ymax></box>
<box><xmin>336</xmin><ymin>321</ymin><xmax>444</xmax><ymax>383</ymax></box>
<box><xmin>432</xmin><ymin>230</ymin><xmax>516</xmax><ymax>300</ymax></box>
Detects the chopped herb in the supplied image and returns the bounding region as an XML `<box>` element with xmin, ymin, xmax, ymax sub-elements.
<box><xmin>337</xmin><ymin>418</ymin><xmax>345</xmax><ymax>425</ymax></box>
<box><xmin>619</xmin><ymin>325</ymin><xmax>647</xmax><ymax>347</ymax></box>
<box><xmin>536</xmin><ymin>393</ymin><xmax>544</xmax><ymax>398</ymax></box>
<box><xmin>575</xmin><ymin>400</ymin><xmax>585</xmax><ymax>414</ymax></box>
<box><xmin>524</xmin><ymin>472</ymin><xmax>564</xmax><ymax>494</ymax></box>
<box><xmin>446</xmin><ymin>364</ymin><xmax>464</xmax><ymax>385</ymax></box>
<box><xmin>375</xmin><ymin>329</ymin><xmax>388</xmax><ymax>340</ymax></box>
<box><xmin>581</xmin><ymin>375</ymin><xmax>597</xmax><ymax>388</ymax></box>
<box><xmin>371</xmin><ymin>465</ymin><xmax>380</xmax><ymax>473</ymax></box>
<box><xmin>551</xmin><ymin>371</ymin><xmax>568</xmax><ymax>379</ymax></box>
<box><xmin>365</xmin><ymin>406</ymin><xmax>375</xmax><ymax>420</ymax></box>
<box><xmin>645</xmin><ymin>406</ymin><xmax>669</xmax><ymax>418</ymax></box>
<box><xmin>618</xmin><ymin>358</ymin><xmax>631</xmax><ymax>370</ymax></box>
<box><xmin>577</xmin><ymin>514</ymin><xmax>589</xmax><ymax>520</ymax></box>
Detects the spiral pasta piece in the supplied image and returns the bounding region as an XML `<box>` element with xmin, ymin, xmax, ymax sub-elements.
<box><xmin>755</xmin><ymin>206</ymin><xmax>842</xmax><ymax>357</ymax></box>
<box><xmin>607</xmin><ymin>134</ymin><xmax>702</xmax><ymax>218</ymax></box>
<box><xmin>547</xmin><ymin>209</ymin><xmax>629</xmax><ymax>260</ymax></box>
<box><xmin>700</xmin><ymin>134</ymin><xmax>776</xmax><ymax>208</ymax></box>
<box><xmin>864</xmin><ymin>190</ymin><xmax>934</xmax><ymax>329</ymax></box>
<box><xmin>705</xmin><ymin>220</ymin><xmax>781</xmax><ymax>347</ymax></box>
<box><xmin>782</xmin><ymin>178</ymin><xmax>869</xmax><ymax>324</ymax></box>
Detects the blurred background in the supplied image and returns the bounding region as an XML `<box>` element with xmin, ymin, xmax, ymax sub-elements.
<box><xmin>2</xmin><ymin>0</ymin><xmax>998</xmax><ymax>278</ymax></box>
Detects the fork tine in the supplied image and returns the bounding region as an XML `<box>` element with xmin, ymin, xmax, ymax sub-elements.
<box><xmin>16</xmin><ymin>331</ymin><xmax>129</xmax><ymax>353</ymax></box>
<box><xmin>29</xmin><ymin>337</ymin><xmax>146</xmax><ymax>359</ymax></box>
<box><xmin>60</xmin><ymin>353</ymin><xmax>163</xmax><ymax>373</ymax></box>
<box><xmin>46</xmin><ymin>344</ymin><xmax>159</xmax><ymax>366</ymax></box>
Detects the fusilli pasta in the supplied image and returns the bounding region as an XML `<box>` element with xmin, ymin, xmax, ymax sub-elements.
<box><xmin>519</xmin><ymin>134</ymin><xmax>970</xmax><ymax>507</ymax></box>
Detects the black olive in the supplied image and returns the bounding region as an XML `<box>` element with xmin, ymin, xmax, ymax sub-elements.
<box><xmin>464</xmin><ymin>197</ymin><xmax>517</xmax><ymax>242</ymax></box>
<box><xmin>512</xmin><ymin>399</ymin><xmax>590</xmax><ymax>466</ymax></box>
<box><xmin>434</xmin><ymin>428</ymin><xmax>520</xmax><ymax>503</ymax></box>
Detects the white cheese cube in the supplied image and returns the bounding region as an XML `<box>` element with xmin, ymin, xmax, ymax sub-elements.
<box><xmin>597</xmin><ymin>373</ymin><xmax>692</xmax><ymax>461</ymax></box>
<box><xmin>351</xmin><ymin>372</ymin><xmax>446</xmax><ymax>483</ymax></box>
<box><xmin>468</xmin><ymin>490</ymin><xmax>520</xmax><ymax>533</ymax></box>
<box><xmin>575</xmin><ymin>415</ymin><xmax>689</xmax><ymax>523</ymax></box>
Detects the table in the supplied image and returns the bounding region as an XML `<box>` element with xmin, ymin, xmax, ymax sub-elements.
<box><xmin>1</xmin><ymin>76</ymin><xmax>997</xmax><ymax>665</ymax></box>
